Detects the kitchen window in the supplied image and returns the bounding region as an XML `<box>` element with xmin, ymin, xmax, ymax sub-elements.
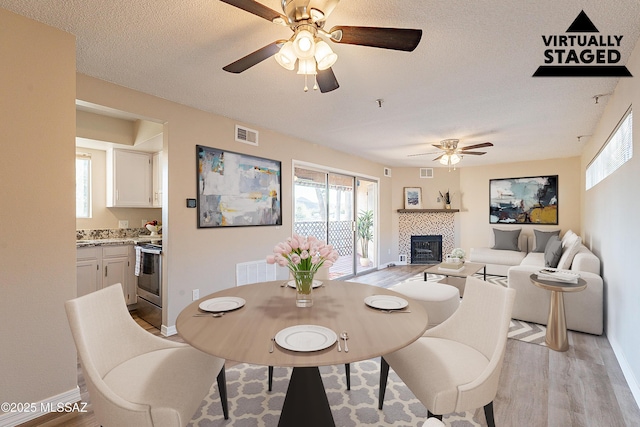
<box><xmin>76</xmin><ymin>153</ymin><xmax>91</xmax><ymax>218</ymax></box>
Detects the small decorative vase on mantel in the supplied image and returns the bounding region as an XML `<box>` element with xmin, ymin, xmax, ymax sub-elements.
<box><xmin>445</xmin><ymin>203</ymin><xmax>451</xmax><ymax>210</ymax></box>
<box><xmin>292</xmin><ymin>270</ymin><xmax>314</xmax><ymax>308</ymax></box>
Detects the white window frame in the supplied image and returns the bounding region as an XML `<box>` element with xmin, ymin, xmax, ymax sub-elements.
<box><xmin>586</xmin><ymin>107</ymin><xmax>633</xmax><ymax>190</ymax></box>
<box><xmin>76</xmin><ymin>153</ymin><xmax>92</xmax><ymax>218</ymax></box>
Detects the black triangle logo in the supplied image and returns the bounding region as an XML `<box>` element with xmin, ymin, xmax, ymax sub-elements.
<box><xmin>566</xmin><ymin>10</ymin><xmax>599</xmax><ymax>33</ymax></box>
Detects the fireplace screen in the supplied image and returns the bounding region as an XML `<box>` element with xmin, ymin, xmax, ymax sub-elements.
<box><xmin>410</xmin><ymin>235</ymin><xmax>443</xmax><ymax>264</ymax></box>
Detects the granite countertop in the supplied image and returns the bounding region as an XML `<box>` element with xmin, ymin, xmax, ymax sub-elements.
<box><xmin>76</xmin><ymin>236</ymin><xmax>162</xmax><ymax>248</ymax></box>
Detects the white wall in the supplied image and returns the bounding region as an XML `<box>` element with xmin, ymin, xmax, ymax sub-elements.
<box><xmin>0</xmin><ymin>8</ymin><xmax>77</xmax><ymax>417</ymax></box>
<box><xmin>582</xmin><ymin>36</ymin><xmax>640</xmax><ymax>402</ymax></box>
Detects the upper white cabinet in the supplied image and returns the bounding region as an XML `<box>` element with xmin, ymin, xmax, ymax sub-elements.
<box><xmin>152</xmin><ymin>151</ymin><xmax>163</xmax><ymax>208</ymax></box>
<box><xmin>106</xmin><ymin>149</ymin><xmax>152</xmax><ymax>207</ymax></box>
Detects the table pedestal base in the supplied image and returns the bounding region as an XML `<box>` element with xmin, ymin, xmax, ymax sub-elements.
<box><xmin>546</xmin><ymin>290</ymin><xmax>569</xmax><ymax>352</ymax></box>
<box><xmin>278</xmin><ymin>366</ymin><xmax>335</xmax><ymax>427</ymax></box>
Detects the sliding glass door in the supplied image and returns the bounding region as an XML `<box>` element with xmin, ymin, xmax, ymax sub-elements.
<box><xmin>294</xmin><ymin>166</ymin><xmax>377</xmax><ymax>279</ymax></box>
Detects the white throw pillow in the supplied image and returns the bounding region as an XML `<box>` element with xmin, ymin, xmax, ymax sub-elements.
<box><xmin>557</xmin><ymin>233</ymin><xmax>582</xmax><ymax>270</ymax></box>
<box><xmin>561</xmin><ymin>229</ymin><xmax>577</xmax><ymax>248</ymax></box>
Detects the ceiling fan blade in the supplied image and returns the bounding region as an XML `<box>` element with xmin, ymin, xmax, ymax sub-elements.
<box><xmin>219</xmin><ymin>0</ymin><xmax>284</xmax><ymax>23</ymax></box>
<box><xmin>432</xmin><ymin>144</ymin><xmax>444</xmax><ymax>149</ymax></box>
<box><xmin>432</xmin><ymin>154</ymin><xmax>444</xmax><ymax>161</ymax></box>
<box><xmin>408</xmin><ymin>152</ymin><xmax>433</xmax><ymax>157</ymax></box>
<box><xmin>459</xmin><ymin>151</ymin><xmax>486</xmax><ymax>155</ymax></box>
<box><xmin>316</xmin><ymin>67</ymin><xmax>340</xmax><ymax>93</ymax></box>
<box><xmin>222</xmin><ymin>40</ymin><xmax>285</xmax><ymax>73</ymax></box>
<box><xmin>328</xmin><ymin>26</ymin><xmax>422</xmax><ymax>51</ymax></box>
<box><xmin>460</xmin><ymin>142</ymin><xmax>493</xmax><ymax>151</ymax></box>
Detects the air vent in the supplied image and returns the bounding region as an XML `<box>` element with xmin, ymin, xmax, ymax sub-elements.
<box><xmin>235</xmin><ymin>125</ymin><xmax>259</xmax><ymax>146</ymax></box>
<box><xmin>420</xmin><ymin>168</ymin><xmax>434</xmax><ymax>178</ymax></box>
<box><xmin>383</xmin><ymin>167</ymin><xmax>392</xmax><ymax>177</ymax></box>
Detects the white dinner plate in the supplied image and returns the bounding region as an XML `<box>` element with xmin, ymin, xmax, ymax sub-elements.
<box><xmin>287</xmin><ymin>279</ymin><xmax>323</xmax><ymax>289</ymax></box>
<box><xmin>275</xmin><ymin>325</ymin><xmax>337</xmax><ymax>352</ymax></box>
<box><xmin>198</xmin><ymin>297</ymin><xmax>246</xmax><ymax>312</ymax></box>
<box><xmin>364</xmin><ymin>295</ymin><xmax>409</xmax><ymax>310</ymax></box>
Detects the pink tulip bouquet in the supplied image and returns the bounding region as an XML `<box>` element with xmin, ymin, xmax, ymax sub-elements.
<box><xmin>266</xmin><ymin>234</ymin><xmax>339</xmax><ymax>274</ymax></box>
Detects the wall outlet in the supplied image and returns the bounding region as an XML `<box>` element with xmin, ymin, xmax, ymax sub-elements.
<box><xmin>192</xmin><ymin>289</ymin><xmax>199</xmax><ymax>301</ymax></box>
<box><xmin>118</xmin><ymin>220</ymin><xmax>129</xmax><ymax>229</ymax></box>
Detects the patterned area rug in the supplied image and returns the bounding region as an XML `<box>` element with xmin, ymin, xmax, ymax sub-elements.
<box><xmin>189</xmin><ymin>359</ymin><xmax>482</xmax><ymax>426</ymax></box>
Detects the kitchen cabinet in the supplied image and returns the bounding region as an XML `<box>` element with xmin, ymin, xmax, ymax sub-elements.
<box><xmin>106</xmin><ymin>149</ymin><xmax>152</xmax><ymax>207</ymax></box>
<box><xmin>76</xmin><ymin>247</ymin><xmax>101</xmax><ymax>297</ymax></box>
<box><xmin>152</xmin><ymin>151</ymin><xmax>163</xmax><ymax>207</ymax></box>
<box><xmin>76</xmin><ymin>244</ymin><xmax>136</xmax><ymax>304</ymax></box>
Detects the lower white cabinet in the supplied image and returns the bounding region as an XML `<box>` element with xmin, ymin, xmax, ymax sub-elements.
<box><xmin>76</xmin><ymin>245</ymin><xmax>136</xmax><ymax>304</ymax></box>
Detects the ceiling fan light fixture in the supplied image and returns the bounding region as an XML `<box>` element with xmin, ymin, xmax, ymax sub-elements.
<box><xmin>439</xmin><ymin>155</ymin><xmax>450</xmax><ymax>165</ymax></box>
<box><xmin>297</xmin><ymin>58</ymin><xmax>317</xmax><ymax>75</ymax></box>
<box><xmin>274</xmin><ymin>41</ymin><xmax>296</xmax><ymax>70</ymax></box>
<box><xmin>450</xmin><ymin>154</ymin><xmax>461</xmax><ymax>164</ymax></box>
<box><xmin>309</xmin><ymin>8</ymin><xmax>325</xmax><ymax>22</ymax></box>
<box><xmin>314</xmin><ymin>40</ymin><xmax>337</xmax><ymax>70</ymax></box>
<box><xmin>293</xmin><ymin>29</ymin><xmax>316</xmax><ymax>59</ymax></box>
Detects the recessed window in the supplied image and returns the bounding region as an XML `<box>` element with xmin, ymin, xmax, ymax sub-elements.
<box><xmin>586</xmin><ymin>108</ymin><xmax>633</xmax><ymax>190</ymax></box>
<box><xmin>76</xmin><ymin>154</ymin><xmax>91</xmax><ymax>218</ymax></box>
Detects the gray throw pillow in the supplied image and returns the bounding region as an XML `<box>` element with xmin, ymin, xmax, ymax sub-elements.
<box><xmin>533</xmin><ymin>229</ymin><xmax>561</xmax><ymax>252</ymax></box>
<box><xmin>492</xmin><ymin>228</ymin><xmax>521</xmax><ymax>251</ymax></box>
<box><xmin>544</xmin><ymin>235</ymin><xmax>563</xmax><ymax>268</ymax></box>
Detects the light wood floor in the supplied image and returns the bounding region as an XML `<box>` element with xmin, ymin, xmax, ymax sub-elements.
<box><xmin>21</xmin><ymin>266</ymin><xmax>640</xmax><ymax>426</ymax></box>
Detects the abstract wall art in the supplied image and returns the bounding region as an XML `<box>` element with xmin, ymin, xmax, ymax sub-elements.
<box><xmin>196</xmin><ymin>145</ymin><xmax>282</xmax><ymax>228</ymax></box>
<box><xmin>489</xmin><ymin>175</ymin><xmax>558</xmax><ymax>224</ymax></box>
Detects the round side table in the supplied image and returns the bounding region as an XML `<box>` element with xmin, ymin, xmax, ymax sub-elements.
<box><xmin>529</xmin><ymin>274</ymin><xmax>587</xmax><ymax>351</ymax></box>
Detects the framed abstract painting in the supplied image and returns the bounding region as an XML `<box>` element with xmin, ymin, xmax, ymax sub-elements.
<box><xmin>403</xmin><ymin>187</ymin><xmax>423</xmax><ymax>209</ymax></box>
<box><xmin>489</xmin><ymin>175</ymin><xmax>558</xmax><ymax>224</ymax></box>
<box><xmin>196</xmin><ymin>145</ymin><xmax>282</xmax><ymax>228</ymax></box>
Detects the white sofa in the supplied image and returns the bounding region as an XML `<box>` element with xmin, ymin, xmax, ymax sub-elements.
<box><xmin>471</xmin><ymin>229</ymin><xmax>603</xmax><ymax>335</ymax></box>
<box><xmin>468</xmin><ymin>229</ymin><xmax>529</xmax><ymax>276</ymax></box>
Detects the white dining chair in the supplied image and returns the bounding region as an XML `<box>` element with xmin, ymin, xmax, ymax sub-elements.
<box><xmin>379</xmin><ymin>276</ymin><xmax>515</xmax><ymax>427</ymax></box>
<box><xmin>65</xmin><ymin>283</ymin><xmax>228</xmax><ymax>426</ymax></box>
<box><xmin>422</xmin><ymin>417</ymin><xmax>446</xmax><ymax>426</ymax></box>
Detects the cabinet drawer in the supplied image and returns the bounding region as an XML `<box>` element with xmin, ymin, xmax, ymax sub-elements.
<box><xmin>77</xmin><ymin>246</ymin><xmax>101</xmax><ymax>261</ymax></box>
<box><xmin>103</xmin><ymin>245</ymin><xmax>130</xmax><ymax>258</ymax></box>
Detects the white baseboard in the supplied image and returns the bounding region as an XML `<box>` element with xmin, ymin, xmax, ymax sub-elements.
<box><xmin>162</xmin><ymin>324</ymin><xmax>177</xmax><ymax>336</ymax></box>
<box><xmin>0</xmin><ymin>387</ymin><xmax>81</xmax><ymax>427</ymax></box>
<box><xmin>609</xmin><ymin>335</ymin><xmax>640</xmax><ymax>407</ymax></box>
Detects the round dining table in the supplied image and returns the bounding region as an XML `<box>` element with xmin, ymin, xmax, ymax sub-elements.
<box><xmin>176</xmin><ymin>279</ymin><xmax>429</xmax><ymax>427</ymax></box>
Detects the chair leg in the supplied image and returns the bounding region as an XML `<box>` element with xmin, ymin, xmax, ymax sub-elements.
<box><xmin>484</xmin><ymin>401</ymin><xmax>495</xmax><ymax>427</ymax></box>
<box><xmin>345</xmin><ymin>363</ymin><xmax>351</xmax><ymax>390</ymax></box>
<box><xmin>427</xmin><ymin>411</ymin><xmax>443</xmax><ymax>421</ymax></box>
<box><xmin>378</xmin><ymin>357</ymin><xmax>389</xmax><ymax>410</ymax></box>
<box><xmin>268</xmin><ymin>365</ymin><xmax>274</xmax><ymax>391</ymax></box>
<box><xmin>216</xmin><ymin>367</ymin><xmax>229</xmax><ymax>420</ymax></box>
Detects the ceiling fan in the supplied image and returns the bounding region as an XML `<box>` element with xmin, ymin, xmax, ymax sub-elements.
<box><xmin>219</xmin><ymin>0</ymin><xmax>423</xmax><ymax>92</ymax></box>
<box><xmin>409</xmin><ymin>139</ymin><xmax>494</xmax><ymax>168</ymax></box>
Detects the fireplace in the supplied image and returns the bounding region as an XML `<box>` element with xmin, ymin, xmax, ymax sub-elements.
<box><xmin>411</xmin><ymin>235</ymin><xmax>443</xmax><ymax>264</ymax></box>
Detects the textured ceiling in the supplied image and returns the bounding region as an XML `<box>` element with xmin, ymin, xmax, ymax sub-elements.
<box><xmin>2</xmin><ymin>0</ymin><xmax>639</xmax><ymax>167</ymax></box>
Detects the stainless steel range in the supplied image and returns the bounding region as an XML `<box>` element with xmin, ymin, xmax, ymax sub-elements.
<box><xmin>135</xmin><ymin>242</ymin><xmax>162</xmax><ymax>328</ymax></box>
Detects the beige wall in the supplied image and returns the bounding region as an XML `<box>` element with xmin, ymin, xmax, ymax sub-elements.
<box><xmin>459</xmin><ymin>157</ymin><xmax>582</xmax><ymax>253</ymax></box>
<box><xmin>75</xmin><ymin>146</ymin><xmax>161</xmax><ymax>230</ymax></box>
<box><xmin>0</xmin><ymin>8</ymin><xmax>77</xmax><ymax>408</ymax></box>
<box><xmin>581</xmin><ymin>35</ymin><xmax>640</xmax><ymax>401</ymax></box>
<box><xmin>75</xmin><ymin>74</ymin><xmax>393</xmax><ymax>329</ymax></box>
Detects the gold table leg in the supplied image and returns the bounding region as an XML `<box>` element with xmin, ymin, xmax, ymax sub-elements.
<box><xmin>546</xmin><ymin>290</ymin><xmax>569</xmax><ymax>351</ymax></box>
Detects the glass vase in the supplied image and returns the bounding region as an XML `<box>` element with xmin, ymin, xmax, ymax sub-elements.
<box><xmin>292</xmin><ymin>270</ymin><xmax>315</xmax><ymax>308</ymax></box>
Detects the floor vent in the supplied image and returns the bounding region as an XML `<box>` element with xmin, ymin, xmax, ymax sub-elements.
<box><xmin>420</xmin><ymin>168</ymin><xmax>434</xmax><ymax>178</ymax></box>
<box><xmin>235</xmin><ymin>125</ymin><xmax>259</xmax><ymax>146</ymax></box>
